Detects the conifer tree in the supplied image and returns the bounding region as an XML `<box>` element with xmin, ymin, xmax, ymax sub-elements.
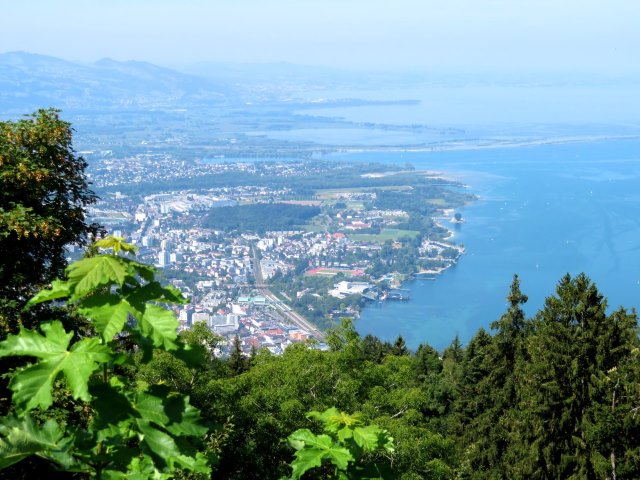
<box><xmin>454</xmin><ymin>328</ymin><xmax>493</xmax><ymax>425</ymax></box>
<box><xmin>415</xmin><ymin>343</ymin><xmax>442</xmax><ymax>380</ymax></box>
<box><xmin>512</xmin><ymin>273</ymin><xmax>638</xmax><ymax>479</ymax></box>
<box><xmin>361</xmin><ymin>334</ymin><xmax>392</xmax><ymax>363</ymax></box>
<box><xmin>391</xmin><ymin>335</ymin><xmax>409</xmax><ymax>356</ymax></box>
<box><xmin>442</xmin><ymin>335</ymin><xmax>464</xmax><ymax>367</ymax></box>
<box><xmin>422</xmin><ymin>335</ymin><xmax>464</xmax><ymax>428</ymax></box>
<box><xmin>455</xmin><ymin>275</ymin><xmax>530</xmax><ymax>478</ymax></box>
<box><xmin>229</xmin><ymin>335</ymin><xmax>248</xmax><ymax>374</ymax></box>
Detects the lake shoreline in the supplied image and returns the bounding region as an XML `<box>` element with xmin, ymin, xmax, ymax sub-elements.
<box><xmin>355</xmin><ymin>138</ymin><xmax>640</xmax><ymax>350</ymax></box>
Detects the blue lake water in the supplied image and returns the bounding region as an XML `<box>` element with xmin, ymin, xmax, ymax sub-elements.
<box><xmin>328</xmin><ymin>139</ymin><xmax>640</xmax><ymax>350</ymax></box>
<box><xmin>299</xmin><ymin>85</ymin><xmax>640</xmax><ymax>126</ymax></box>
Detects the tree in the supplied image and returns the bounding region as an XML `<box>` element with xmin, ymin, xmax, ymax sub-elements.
<box><xmin>206</xmin><ymin>334</ymin><xmax>456</xmax><ymax>479</ymax></box>
<box><xmin>0</xmin><ymin>109</ymin><xmax>99</xmax><ymax>333</ymax></box>
<box><xmin>326</xmin><ymin>318</ymin><xmax>361</xmax><ymax>353</ymax></box>
<box><xmin>457</xmin><ymin>276</ymin><xmax>531</xmax><ymax>478</ymax></box>
<box><xmin>229</xmin><ymin>335</ymin><xmax>249</xmax><ymax>375</ymax></box>
<box><xmin>414</xmin><ymin>343</ymin><xmax>442</xmax><ymax>380</ymax></box>
<box><xmin>589</xmin><ymin>343</ymin><xmax>640</xmax><ymax>479</ymax></box>
<box><xmin>454</xmin><ymin>325</ymin><xmax>511</xmax><ymax>478</ymax></box>
<box><xmin>512</xmin><ymin>273</ymin><xmax>639</xmax><ymax>479</ymax></box>
<box><xmin>361</xmin><ymin>334</ymin><xmax>392</xmax><ymax>364</ymax></box>
<box><xmin>391</xmin><ymin>335</ymin><xmax>409</xmax><ymax>356</ymax></box>
<box><xmin>442</xmin><ymin>335</ymin><xmax>463</xmax><ymax>370</ymax></box>
<box><xmin>454</xmin><ymin>276</ymin><xmax>530</xmax><ymax>477</ymax></box>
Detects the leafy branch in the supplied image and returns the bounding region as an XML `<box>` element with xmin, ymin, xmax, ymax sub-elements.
<box><xmin>0</xmin><ymin>237</ymin><xmax>213</xmax><ymax>477</ymax></box>
<box><xmin>285</xmin><ymin>407</ymin><xmax>395</xmax><ymax>479</ymax></box>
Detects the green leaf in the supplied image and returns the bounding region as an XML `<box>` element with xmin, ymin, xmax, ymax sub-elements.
<box><xmin>104</xmin><ymin>454</ymin><xmax>165</xmax><ymax>480</ymax></box>
<box><xmin>90</xmin><ymin>382</ymin><xmax>136</xmax><ymax>428</ymax></box>
<box><xmin>66</xmin><ymin>255</ymin><xmax>131</xmax><ymax>297</ymax></box>
<box><xmin>288</xmin><ymin>429</ymin><xmax>338</xmax><ymax>453</ymax></box>
<box><xmin>307</xmin><ymin>408</ymin><xmax>361</xmax><ymax>433</ymax></box>
<box><xmin>286</xmin><ymin>411</ymin><xmax>394</xmax><ymax>479</ymax></box>
<box><xmin>0</xmin><ymin>321</ymin><xmax>72</xmax><ymax>357</ymax></box>
<box><xmin>287</xmin><ymin>429</ymin><xmax>353</xmax><ymax>479</ymax></box>
<box><xmin>133</xmin><ymin>389</ymin><xmax>208</xmax><ymax>438</ymax></box>
<box><xmin>136</xmin><ymin>420</ymin><xmax>181</xmax><ymax>461</ymax></box>
<box><xmin>336</xmin><ymin>426</ymin><xmax>353</xmax><ymax>444</ymax></box>
<box><xmin>78</xmin><ymin>293</ymin><xmax>134</xmax><ymax>342</ymax></box>
<box><xmin>163</xmin><ymin>395</ymin><xmax>208</xmax><ymax>437</ymax></box>
<box><xmin>287</xmin><ymin>428</ymin><xmax>318</xmax><ymax>451</ymax></box>
<box><xmin>381</xmin><ymin>433</ymin><xmax>394</xmax><ymax>454</ymax></box>
<box><xmin>122</xmin><ymin>257</ymin><xmax>156</xmax><ymax>283</ymax></box>
<box><xmin>0</xmin><ymin>415</ymin><xmax>73</xmax><ymax>469</ymax></box>
<box><xmin>171</xmin><ymin>452</ymin><xmax>211</xmax><ymax>474</ymax></box>
<box><xmin>133</xmin><ymin>391</ymin><xmax>170</xmax><ymax>425</ymax></box>
<box><xmin>25</xmin><ymin>279</ymin><xmax>71</xmax><ymax>308</ymax></box>
<box><xmin>139</xmin><ymin>304</ymin><xmax>179</xmax><ymax>350</ymax></box>
<box><xmin>90</xmin><ymin>386</ymin><xmax>209</xmax><ymax>474</ymax></box>
<box><xmin>171</xmin><ymin>343</ymin><xmax>207</xmax><ymax>368</ymax></box>
<box><xmin>352</xmin><ymin>426</ymin><xmax>383</xmax><ymax>451</ymax></box>
<box><xmin>0</xmin><ymin>321</ymin><xmax>111</xmax><ymax>410</ymax></box>
<box><xmin>94</xmin><ymin>236</ymin><xmax>138</xmax><ymax>255</ymax></box>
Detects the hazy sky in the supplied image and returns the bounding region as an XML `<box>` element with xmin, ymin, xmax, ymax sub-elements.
<box><xmin>2</xmin><ymin>0</ymin><xmax>640</xmax><ymax>74</ymax></box>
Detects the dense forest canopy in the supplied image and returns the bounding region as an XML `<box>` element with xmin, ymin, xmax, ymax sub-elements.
<box><xmin>2</xmin><ymin>263</ymin><xmax>639</xmax><ymax>479</ymax></box>
<box><xmin>203</xmin><ymin>203</ymin><xmax>321</xmax><ymax>233</ymax></box>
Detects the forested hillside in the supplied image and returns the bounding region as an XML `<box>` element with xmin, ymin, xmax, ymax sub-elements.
<box><xmin>1</xmin><ymin>112</ymin><xmax>639</xmax><ymax>479</ymax></box>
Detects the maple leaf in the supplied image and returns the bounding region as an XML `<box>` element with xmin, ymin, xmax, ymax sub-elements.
<box><xmin>139</xmin><ymin>304</ymin><xmax>179</xmax><ymax>350</ymax></box>
<box><xmin>0</xmin><ymin>321</ymin><xmax>111</xmax><ymax>411</ymax></box>
<box><xmin>287</xmin><ymin>429</ymin><xmax>353</xmax><ymax>479</ymax></box>
<box><xmin>0</xmin><ymin>415</ymin><xmax>74</xmax><ymax>469</ymax></box>
<box><xmin>93</xmin><ymin>236</ymin><xmax>138</xmax><ymax>255</ymax></box>
<box><xmin>66</xmin><ymin>255</ymin><xmax>131</xmax><ymax>297</ymax></box>
<box><xmin>78</xmin><ymin>293</ymin><xmax>133</xmax><ymax>343</ymax></box>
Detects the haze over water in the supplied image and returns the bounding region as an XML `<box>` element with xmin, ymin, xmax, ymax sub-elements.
<box><xmin>330</xmin><ymin>138</ymin><xmax>640</xmax><ymax>350</ymax></box>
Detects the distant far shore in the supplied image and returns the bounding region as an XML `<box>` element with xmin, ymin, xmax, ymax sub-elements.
<box><xmin>334</xmin><ymin>134</ymin><xmax>640</xmax><ymax>154</ymax></box>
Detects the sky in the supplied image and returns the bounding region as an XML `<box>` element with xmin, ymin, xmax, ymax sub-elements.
<box><xmin>2</xmin><ymin>0</ymin><xmax>640</xmax><ymax>74</ymax></box>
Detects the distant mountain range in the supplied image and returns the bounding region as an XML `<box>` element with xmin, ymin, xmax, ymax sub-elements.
<box><xmin>0</xmin><ymin>51</ymin><xmax>235</xmax><ymax>113</ymax></box>
<box><xmin>0</xmin><ymin>51</ymin><xmax>394</xmax><ymax>115</ymax></box>
<box><xmin>4</xmin><ymin>51</ymin><xmax>633</xmax><ymax>116</ymax></box>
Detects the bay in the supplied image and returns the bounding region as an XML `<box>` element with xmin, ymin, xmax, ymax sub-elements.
<box><xmin>328</xmin><ymin>139</ymin><xmax>640</xmax><ymax>350</ymax></box>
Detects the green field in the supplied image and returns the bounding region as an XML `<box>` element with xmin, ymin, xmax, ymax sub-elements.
<box><xmin>345</xmin><ymin>201</ymin><xmax>365</xmax><ymax>210</ymax></box>
<box><xmin>348</xmin><ymin>228</ymin><xmax>420</xmax><ymax>243</ymax></box>
<box><xmin>304</xmin><ymin>224</ymin><xmax>328</xmax><ymax>233</ymax></box>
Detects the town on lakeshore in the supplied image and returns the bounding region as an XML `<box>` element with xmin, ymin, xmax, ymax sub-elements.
<box><xmin>85</xmin><ymin>155</ymin><xmax>472</xmax><ymax>355</ymax></box>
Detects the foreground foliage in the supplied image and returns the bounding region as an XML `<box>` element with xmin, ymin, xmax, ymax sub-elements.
<box><xmin>0</xmin><ymin>237</ymin><xmax>213</xmax><ymax>477</ymax></box>
<box><xmin>285</xmin><ymin>408</ymin><xmax>394</xmax><ymax>479</ymax></box>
